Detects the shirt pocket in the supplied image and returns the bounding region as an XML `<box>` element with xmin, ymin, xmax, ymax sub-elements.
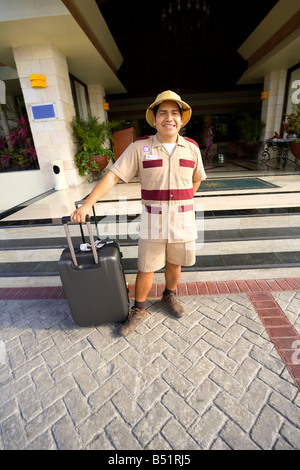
<box><xmin>142</xmin><ymin>159</ymin><xmax>163</xmax><ymax>169</ymax></box>
<box><xmin>179</xmin><ymin>159</ymin><xmax>194</xmax><ymax>180</ymax></box>
<box><xmin>141</xmin><ymin>159</ymin><xmax>163</xmax><ymax>189</ymax></box>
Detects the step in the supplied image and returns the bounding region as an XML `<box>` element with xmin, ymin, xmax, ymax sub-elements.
<box><xmin>0</xmin><ymin>206</ymin><xmax>300</xmax><ymax>287</ymax></box>
<box><xmin>1</xmin><ymin>229</ymin><xmax>300</xmax><ymax>262</ymax></box>
<box><xmin>1</xmin><ymin>207</ymin><xmax>300</xmax><ymax>239</ymax></box>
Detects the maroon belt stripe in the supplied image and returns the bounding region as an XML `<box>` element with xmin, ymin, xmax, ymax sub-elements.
<box><xmin>145</xmin><ymin>204</ymin><xmax>193</xmax><ymax>214</ymax></box>
<box><xmin>141</xmin><ymin>188</ymin><xmax>193</xmax><ymax>201</ymax></box>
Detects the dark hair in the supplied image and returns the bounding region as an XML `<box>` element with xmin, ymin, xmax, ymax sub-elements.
<box><xmin>152</xmin><ymin>102</ymin><xmax>183</xmax><ymax>117</ymax></box>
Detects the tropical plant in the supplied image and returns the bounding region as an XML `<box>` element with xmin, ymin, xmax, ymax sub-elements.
<box><xmin>0</xmin><ymin>115</ymin><xmax>38</xmax><ymax>171</ymax></box>
<box><xmin>235</xmin><ymin>109</ymin><xmax>265</xmax><ymax>142</ymax></box>
<box><xmin>70</xmin><ymin>114</ymin><xmax>124</xmax><ymax>176</ymax></box>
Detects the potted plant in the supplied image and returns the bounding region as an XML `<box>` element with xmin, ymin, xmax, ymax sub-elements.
<box><xmin>281</xmin><ymin>104</ymin><xmax>300</xmax><ymax>159</ymax></box>
<box><xmin>71</xmin><ymin>114</ymin><xmax>118</xmax><ymax>176</ymax></box>
<box><xmin>235</xmin><ymin>109</ymin><xmax>265</xmax><ymax>155</ymax></box>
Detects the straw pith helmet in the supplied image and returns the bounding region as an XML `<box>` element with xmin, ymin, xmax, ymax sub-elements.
<box><xmin>146</xmin><ymin>90</ymin><xmax>192</xmax><ymax>128</ymax></box>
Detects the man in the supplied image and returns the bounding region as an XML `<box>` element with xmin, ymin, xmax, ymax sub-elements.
<box><xmin>71</xmin><ymin>90</ymin><xmax>207</xmax><ymax>335</ymax></box>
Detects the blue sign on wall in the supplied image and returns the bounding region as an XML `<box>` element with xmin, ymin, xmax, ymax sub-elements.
<box><xmin>30</xmin><ymin>103</ymin><xmax>56</xmax><ymax>120</ymax></box>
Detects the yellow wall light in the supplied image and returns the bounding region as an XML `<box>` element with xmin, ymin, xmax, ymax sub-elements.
<box><xmin>261</xmin><ymin>91</ymin><xmax>268</xmax><ymax>100</ymax></box>
<box><xmin>30</xmin><ymin>74</ymin><xmax>47</xmax><ymax>88</ymax></box>
<box><xmin>103</xmin><ymin>102</ymin><xmax>109</xmax><ymax>111</ymax></box>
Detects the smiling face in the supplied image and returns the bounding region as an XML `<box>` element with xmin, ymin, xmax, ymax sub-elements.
<box><xmin>153</xmin><ymin>100</ymin><xmax>183</xmax><ymax>143</ymax></box>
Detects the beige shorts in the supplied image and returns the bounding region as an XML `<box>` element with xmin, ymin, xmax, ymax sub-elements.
<box><xmin>137</xmin><ymin>239</ymin><xmax>196</xmax><ymax>273</ymax></box>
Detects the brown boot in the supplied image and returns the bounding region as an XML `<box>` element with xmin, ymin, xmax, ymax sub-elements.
<box><xmin>161</xmin><ymin>293</ymin><xmax>185</xmax><ymax>318</ymax></box>
<box><xmin>120</xmin><ymin>306</ymin><xmax>147</xmax><ymax>336</ymax></box>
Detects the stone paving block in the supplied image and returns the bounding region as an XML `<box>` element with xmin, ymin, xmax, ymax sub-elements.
<box><xmin>219</xmin><ymin>420</ymin><xmax>260</xmax><ymax>450</ymax></box>
<box><xmin>162</xmin><ymin>366</ymin><xmax>194</xmax><ymax>398</ymax></box>
<box><xmin>185</xmin><ymin>356</ymin><xmax>215</xmax><ymax>386</ymax></box>
<box><xmin>136</xmin><ymin>377</ymin><xmax>169</xmax><ymax>411</ymax></box>
<box><xmin>78</xmin><ymin>401</ymin><xmax>116</xmax><ymax>446</ymax></box>
<box><xmin>105</xmin><ymin>417</ymin><xmax>143</xmax><ymax>450</ymax></box>
<box><xmin>25</xmin><ymin>430</ymin><xmax>57</xmax><ymax>450</ymax></box>
<box><xmin>1</xmin><ymin>413</ymin><xmax>27</xmax><ymax>450</ymax></box>
<box><xmin>250</xmin><ymin>345</ymin><xmax>285</xmax><ymax>375</ymax></box>
<box><xmin>25</xmin><ymin>400</ymin><xmax>67</xmax><ymax>442</ymax></box>
<box><xmin>88</xmin><ymin>376</ymin><xmax>122</xmax><ymax>411</ymax></box>
<box><xmin>268</xmin><ymin>391</ymin><xmax>300</xmax><ymax>427</ymax></box>
<box><xmin>52</xmin><ymin>414</ymin><xmax>82</xmax><ymax>450</ymax></box>
<box><xmin>87</xmin><ymin>432</ymin><xmax>115</xmax><ymax>450</ymax></box>
<box><xmin>188</xmin><ymin>378</ymin><xmax>219</xmax><ymax>415</ymax></box>
<box><xmin>162</xmin><ymin>345</ymin><xmax>192</xmax><ymax>373</ymax></box>
<box><xmin>112</xmin><ymin>388</ymin><xmax>144</xmax><ymax>426</ymax></box>
<box><xmin>184</xmin><ymin>337</ymin><xmax>210</xmax><ymax>362</ymax></box>
<box><xmin>258</xmin><ymin>368</ymin><xmax>298</xmax><ymax>401</ymax></box>
<box><xmin>206</xmin><ymin>348</ymin><xmax>238</xmax><ymax>374</ymax></box>
<box><xmin>189</xmin><ymin>406</ymin><xmax>227</xmax><ymax>450</ymax></box>
<box><xmin>209</xmin><ymin>367</ymin><xmax>245</xmax><ymax>399</ymax></box>
<box><xmin>251</xmin><ymin>404</ymin><xmax>284</xmax><ymax>449</ymax></box>
<box><xmin>73</xmin><ymin>364</ymin><xmax>99</xmax><ymax>396</ymax></box>
<box><xmin>279</xmin><ymin>420</ymin><xmax>300</xmax><ymax>449</ymax></box>
<box><xmin>202</xmin><ymin>330</ymin><xmax>231</xmax><ymax>353</ymax></box>
<box><xmin>214</xmin><ymin>391</ymin><xmax>255</xmax><ymax>432</ymax></box>
<box><xmin>42</xmin><ymin>345</ymin><xmax>64</xmax><ymax>371</ymax></box>
<box><xmin>161</xmin><ymin>418</ymin><xmax>200</xmax><ymax>450</ymax></box>
<box><xmin>233</xmin><ymin>356</ymin><xmax>261</xmax><ymax>388</ymax></box>
<box><xmin>39</xmin><ymin>376</ymin><xmax>76</xmax><ymax>409</ymax></box>
<box><xmin>133</xmin><ymin>402</ymin><xmax>170</xmax><ymax>448</ymax></box>
<box><xmin>142</xmin><ymin>356</ymin><xmax>169</xmax><ymax>387</ymax></box>
<box><xmin>227</xmin><ymin>335</ymin><xmax>252</xmax><ymax>362</ymax></box>
<box><xmin>63</xmin><ymin>388</ymin><xmax>92</xmax><ymax>427</ymax></box>
<box><xmin>162</xmin><ymin>388</ymin><xmax>198</xmax><ymax>428</ymax></box>
<box><xmin>17</xmin><ymin>385</ymin><xmax>42</xmax><ymax>423</ymax></box>
<box><xmin>145</xmin><ymin>433</ymin><xmax>173</xmax><ymax>450</ymax></box>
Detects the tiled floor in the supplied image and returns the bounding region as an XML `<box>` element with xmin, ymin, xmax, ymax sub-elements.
<box><xmin>1</xmin><ymin>153</ymin><xmax>300</xmax><ymax>223</ymax></box>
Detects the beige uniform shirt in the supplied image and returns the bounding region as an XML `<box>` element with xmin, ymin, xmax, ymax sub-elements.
<box><xmin>110</xmin><ymin>133</ymin><xmax>207</xmax><ymax>242</ymax></box>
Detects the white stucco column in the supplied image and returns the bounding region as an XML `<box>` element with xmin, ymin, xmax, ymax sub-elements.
<box><xmin>12</xmin><ymin>42</ymin><xmax>82</xmax><ymax>190</ymax></box>
<box><xmin>261</xmin><ymin>69</ymin><xmax>287</xmax><ymax>139</ymax></box>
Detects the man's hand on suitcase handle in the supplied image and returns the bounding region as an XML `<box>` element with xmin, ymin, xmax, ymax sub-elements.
<box><xmin>70</xmin><ymin>204</ymin><xmax>92</xmax><ymax>224</ymax></box>
<box><xmin>63</xmin><ymin>214</ymin><xmax>90</xmax><ymax>224</ymax></box>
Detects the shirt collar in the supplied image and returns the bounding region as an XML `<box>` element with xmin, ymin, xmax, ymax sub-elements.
<box><xmin>152</xmin><ymin>133</ymin><xmax>187</xmax><ymax>148</ymax></box>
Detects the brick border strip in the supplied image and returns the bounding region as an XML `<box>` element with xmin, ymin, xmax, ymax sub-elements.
<box><xmin>248</xmin><ymin>292</ymin><xmax>300</xmax><ymax>391</ymax></box>
<box><xmin>1</xmin><ymin>278</ymin><xmax>300</xmax><ymax>300</ymax></box>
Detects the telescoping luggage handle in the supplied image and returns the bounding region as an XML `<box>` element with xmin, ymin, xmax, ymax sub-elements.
<box><xmin>75</xmin><ymin>200</ymin><xmax>100</xmax><ymax>242</ymax></box>
<box><xmin>62</xmin><ymin>215</ymin><xmax>98</xmax><ymax>267</ymax></box>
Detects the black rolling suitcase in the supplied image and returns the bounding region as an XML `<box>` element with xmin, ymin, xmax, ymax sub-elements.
<box><xmin>58</xmin><ymin>215</ymin><xmax>129</xmax><ymax>327</ymax></box>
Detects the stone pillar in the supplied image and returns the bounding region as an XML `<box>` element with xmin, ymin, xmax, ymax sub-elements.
<box><xmin>261</xmin><ymin>70</ymin><xmax>287</xmax><ymax>139</ymax></box>
<box><xmin>12</xmin><ymin>42</ymin><xmax>82</xmax><ymax>189</ymax></box>
<box><xmin>88</xmin><ymin>83</ymin><xmax>107</xmax><ymax>122</ymax></box>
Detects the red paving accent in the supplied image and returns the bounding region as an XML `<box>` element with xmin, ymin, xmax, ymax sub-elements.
<box><xmin>249</xmin><ymin>292</ymin><xmax>300</xmax><ymax>391</ymax></box>
<box><xmin>1</xmin><ymin>278</ymin><xmax>300</xmax><ymax>390</ymax></box>
<box><xmin>0</xmin><ymin>278</ymin><xmax>300</xmax><ymax>301</ymax></box>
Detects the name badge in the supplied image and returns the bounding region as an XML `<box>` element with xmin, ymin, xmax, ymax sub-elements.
<box><xmin>145</xmin><ymin>154</ymin><xmax>158</xmax><ymax>160</ymax></box>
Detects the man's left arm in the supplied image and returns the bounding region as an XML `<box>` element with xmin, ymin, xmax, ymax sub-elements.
<box><xmin>193</xmin><ymin>180</ymin><xmax>201</xmax><ymax>194</ymax></box>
